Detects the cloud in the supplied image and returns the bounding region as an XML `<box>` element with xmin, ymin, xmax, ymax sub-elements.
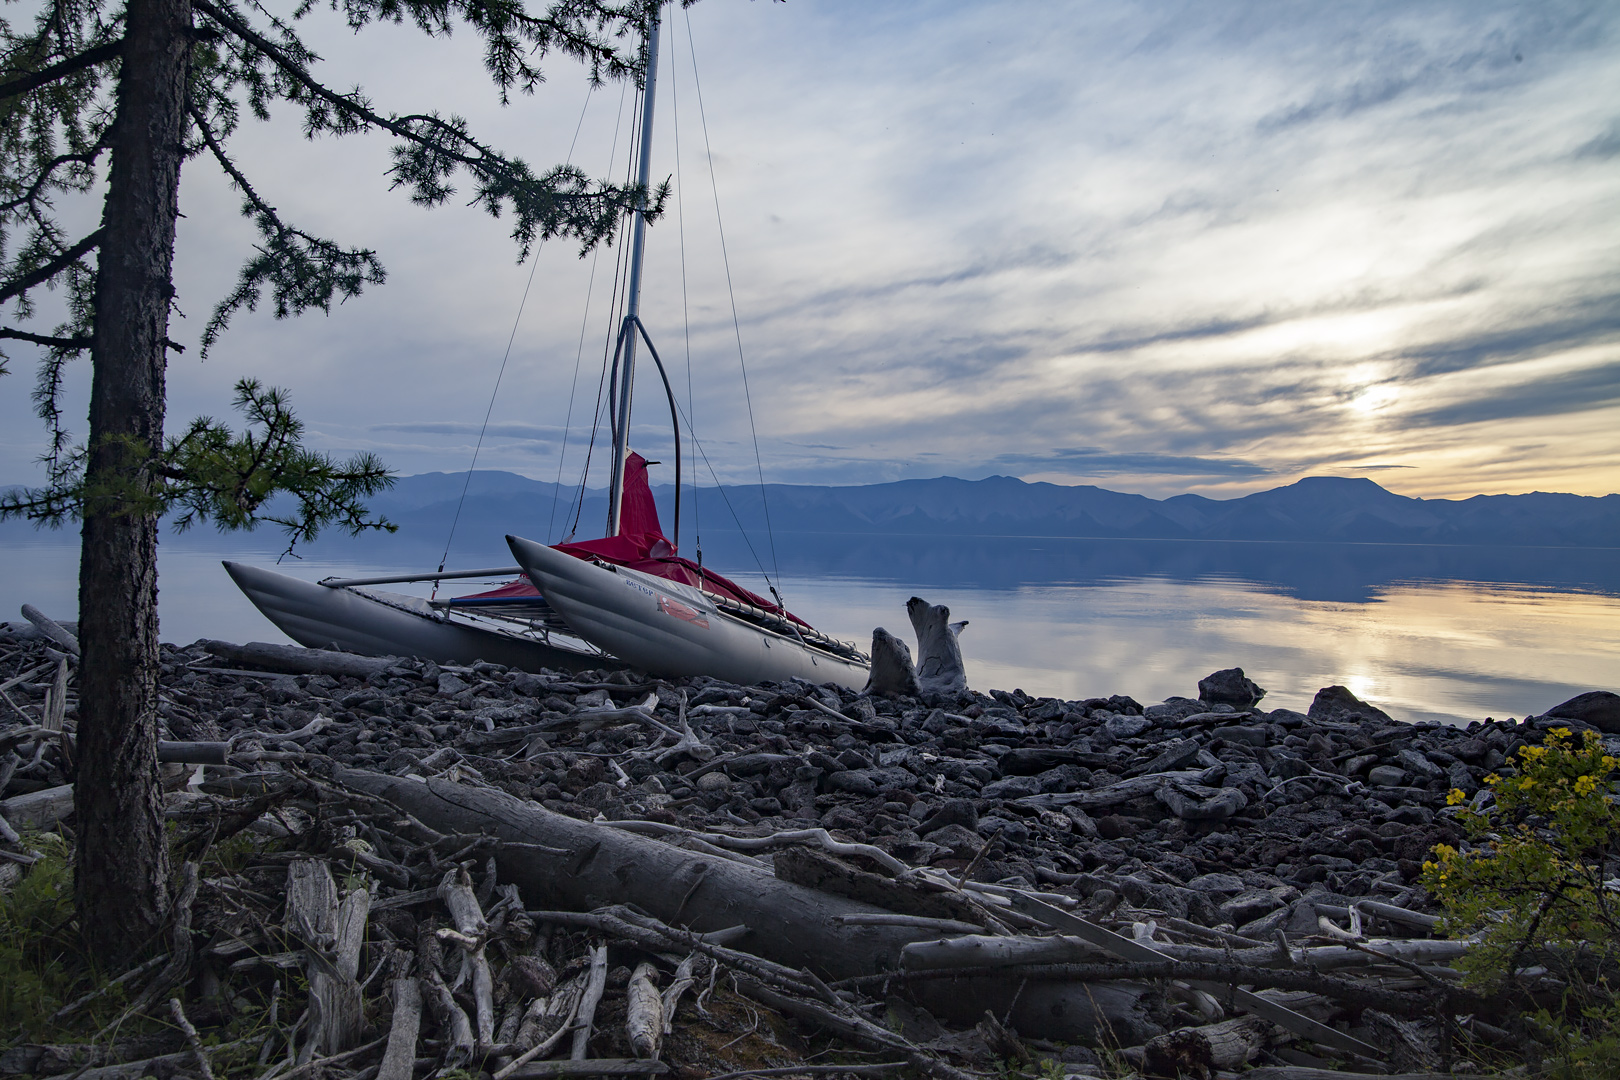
<box><xmin>987</xmin><ymin>448</ymin><xmax>1279</xmax><ymax>479</ymax></box>
<box><xmin>4</xmin><ymin>0</ymin><xmax>1618</xmax><ymax>502</ymax></box>
<box><xmin>1406</xmin><ymin>360</ymin><xmax>1620</xmax><ymax>427</ymax></box>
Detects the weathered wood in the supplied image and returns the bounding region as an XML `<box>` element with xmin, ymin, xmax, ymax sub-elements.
<box><xmin>425</xmin><ymin>971</ymin><xmax>475</xmax><ymax>1066</ymax></box>
<box><xmin>864</xmin><ymin>628</ymin><xmax>919</xmax><ymax>697</ymax></box>
<box><xmin>658</xmin><ymin>955</ymin><xmax>698</xmax><ymax>1036</ymax></box>
<box><xmin>1006</xmin><ymin>892</ymin><xmax>1385</xmax><ymax>1061</ymax></box>
<box><xmin>1141</xmin><ymin>1015</ymin><xmax>1270</xmax><ymax>1076</ymax></box>
<box><xmin>1241</xmin><ymin>1071</ymin><xmax>1494</xmax><ymax>1080</ymax></box>
<box><xmin>506</xmin><ymin>1062</ymin><xmax>669</xmax><ymax>1078</ymax></box>
<box><xmin>202</xmin><ymin>639</ymin><xmax>396</xmax><ymax>679</ymax></box>
<box><xmin>771</xmin><ymin>846</ymin><xmax>984</xmax><ymax>924</ymax></box>
<box><xmin>624</xmin><ymin>962</ymin><xmax>663</xmax><ymax>1059</ymax></box>
<box><xmin>21</xmin><ymin>605</ymin><xmax>80</xmax><ymax>657</ymax></box>
<box><xmin>902</xmin><ymin>933</ymin><xmax>1106</xmax><ymax>971</ymax></box>
<box><xmin>907</xmin><ymin>597</ymin><xmax>966</xmax><ymax>695</ymax></box>
<box><xmin>338</xmin><ymin>769</ymin><xmax>1168</xmax><ymax>1044</ymax></box>
<box><xmin>571</xmin><ymin>944</ymin><xmax>609</xmax><ymax>1061</ymax></box>
<box><xmin>3</xmin><ymin>784</ymin><xmax>75</xmax><ymax>830</ymax></box>
<box><xmin>42</xmin><ymin>656</ymin><xmax>68</xmax><ymax>731</ymax></box>
<box><xmin>437</xmin><ymin>867</ymin><xmax>495</xmax><ymax>1043</ymax></box>
<box><xmin>285</xmin><ymin>859</ymin><xmax>369</xmax><ymax>1059</ymax></box>
<box><xmin>375</xmin><ymin>978</ymin><xmax>421</xmax><ymax>1080</ymax></box>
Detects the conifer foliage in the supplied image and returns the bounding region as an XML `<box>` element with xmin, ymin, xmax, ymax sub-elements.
<box><xmin>0</xmin><ymin>0</ymin><xmax>666</xmax><ymax>960</ymax></box>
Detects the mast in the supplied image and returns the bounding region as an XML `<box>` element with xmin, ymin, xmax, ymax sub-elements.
<box><xmin>607</xmin><ymin>3</ymin><xmax>662</xmax><ymax>538</ymax></box>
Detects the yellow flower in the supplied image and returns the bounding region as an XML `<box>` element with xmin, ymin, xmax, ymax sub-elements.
<box><xmin>1447</xmin><ymin>788</ymin><xmax>1468</xmax><ymax>805</ymax></box>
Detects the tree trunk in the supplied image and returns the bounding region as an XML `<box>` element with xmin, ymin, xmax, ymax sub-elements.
<box><xmin>74</xmin><ymin>0</ymin><xmax>192</xmax><ymax>961</ymax></box>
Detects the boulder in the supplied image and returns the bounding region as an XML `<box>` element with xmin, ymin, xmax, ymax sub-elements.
<box><xmin>1539</xmin><ymin>690</ymin><xmax>1620</xmax><ymax>735</ymax></box>
<box><xmin>1308</xmin><ymin>685</ymin><xmax>1394</xmax><ymax>724</ymax></box>
<box><xmin>1197</xmin><ymin>667</ymin><xmax>1266</xmax><ymax>707</ymax></box>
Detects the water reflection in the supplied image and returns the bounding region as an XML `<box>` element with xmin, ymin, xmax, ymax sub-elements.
<box><xmin>4</xmin><ymin>530</ymin><xmax>1615</xmax><ymax>727</ymax></box>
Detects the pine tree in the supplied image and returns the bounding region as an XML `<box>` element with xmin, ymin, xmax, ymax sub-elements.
<box><xmin>0</xmin><ymin>0</ymin><xmax>665</xmax><ymax>961</ymax></box>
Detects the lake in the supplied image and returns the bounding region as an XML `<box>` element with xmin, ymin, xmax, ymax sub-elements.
<box><xmin>4</xmin><ymin>527</ymin><xmax>1616</xmax><ymax>726</ymax></box>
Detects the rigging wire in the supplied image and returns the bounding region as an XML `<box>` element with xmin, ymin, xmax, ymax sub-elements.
<box><xmin>569</xmin><ymin>84</ymin><xmax>644</xmax><ymax>541</ymax></box>
<box><xmin>682</xmin><ymin>7</ymin><xmax>785</xmax><ymax>605</ymax></box>
<box><xmin>549</xmin><ymin>77</ymin><xmax>634</xmax><ymax>543</ymax></box>
<box><xmin>436</xmin><ymin>82</ymin><xmax>597</xmax><ymax>587</ymax></box>
<box><xmin>668</xmin><ymin>20</ymin><xmax>702</xmax><ymax>570</ymax></box>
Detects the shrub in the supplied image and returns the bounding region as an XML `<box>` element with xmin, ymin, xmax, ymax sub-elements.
<box><xmin>1423</xmin><ymin>727</ymin><xmax>1620</xmax><ymax>1076</ymax></box>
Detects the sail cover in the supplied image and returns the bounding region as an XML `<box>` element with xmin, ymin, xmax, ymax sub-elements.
<box><xmin>457</xmin><ymin>452</ymin><xmax>809</xmax><ymax>627</ymax></box>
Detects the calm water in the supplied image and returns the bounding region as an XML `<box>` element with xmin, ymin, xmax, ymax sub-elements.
<box><xmin>4</xmin><ymin>529</ymin><xmax>1616</xmax><ymax>726</ymax></box>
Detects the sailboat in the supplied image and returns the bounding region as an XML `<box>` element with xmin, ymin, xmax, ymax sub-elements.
<box><xmin>227</xmin><ymin>4</ymin><xmax>871</xmax><ymax>690</ymax></box>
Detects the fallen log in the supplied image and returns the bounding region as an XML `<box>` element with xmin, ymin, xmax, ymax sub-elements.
<box><xmin>505</xmin><ymin>1062</ymin><xmax>668</xmax><ymax>1078</ymax></box>
<box><xmin>21</xmin><ymin>604</ymin><xmax>79</xmax><ymax>657</ymax></box>
<box><xmin>202</xmin><ymin>640</ymin><xmax>396</xmax><ymax>679</ymax></box>
<box><xmin>337</xmin><ymin>769</ymin><xmax>1169</xmax><ymax>1043</ymax></box>
<box><xmin>2</xmin><ymin>783</ymin><xmax>74</xmax><ymax>831</ymax></box>
<box><xmin>1139</xmin><ymin>1015</ymin><xmax>1271</xmax><ymax>1076</ymax></box>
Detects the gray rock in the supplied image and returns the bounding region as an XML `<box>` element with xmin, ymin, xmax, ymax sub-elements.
<box><xmin>981</xmin><ymin>774</ymin><xmax>1043</xmax><ymax>800</ymax></box>
<box><xmin>1187</xmin><ymin>872</ymin><xmax>1246</xmax><ymax>895</ymax></box>
<box><xmin>827</xmin><ymin>769</ymin><xmax>880</xmax><ymax>796</ymax></box>
<box><xmin>1396</xmin><ymin>747</ymin><xmax>1444</xmax><ymax>778</ymax></box>
<box><xmin>1213</xmin><ymin>725</ymin><xmax>1268</xmax><ymax>747</ymax></box>
<box><xmin>1104</xmin><ymin>714</ymin><xmax>1151</xmax><ymax>739</ymax></box>
<box><xmin>1368</xmin><ymin>765</ymin><xmax>1408</xmax><ymax>787</ymax></box>
<box><xmin>1540</xmin><ymin>690</ymin><xmax>1620</xmax><ymax>734</ymax></box>
<box><xmin>925</xmin><ymin>823</ymin><xmax>983</xmax><ymax>859</ymax></box>
<box><xmin>436</xmin><ymin>672</ymin><xmax>470</xmax><ymax>696</ymax></box>
<box><xmin>918</xmin><ymin>798</ymin><xmax>979</xmax><ymax>836</ymax></box>
<box><xmin>1220</xmin><ymin>888</ymin><xmax>1284</xmax><ymax>926</ymax></box>
<box><xmin>1308</xmin><ymin>685</ymin><xmax>1394</xmax><ymax>724</ymax></box>
<box><xmin>1198</xmin><ymin>667</ymin><xmax>1267</xmax><ymax>707</ymax></box>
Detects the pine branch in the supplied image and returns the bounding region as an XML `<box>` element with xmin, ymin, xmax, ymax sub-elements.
<box><xmin>0</xmin><ymin>36</ymin><xmax>124</xmax><ymax>100</ymax></box>
<box><xmin>0</xmin><ymin>326</ymin><xmax>90</xmax><ymax>349</ymax></box>
<box><xmin>0</xmin><ymin>228</ymin><xmax>103</xmax><ymax>305</ymax></box>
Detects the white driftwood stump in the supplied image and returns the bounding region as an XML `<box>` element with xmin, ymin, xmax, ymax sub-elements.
<box><xmin>907</xmin><ymin>596</ymin><xmax>967</xmax><ymax>695</ymax></box>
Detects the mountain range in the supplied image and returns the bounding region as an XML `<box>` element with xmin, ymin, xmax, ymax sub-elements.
<box><xmin>354</xmin><ymin>472</ymin><xmax>1620</xmax><ymax>550</ymax></box>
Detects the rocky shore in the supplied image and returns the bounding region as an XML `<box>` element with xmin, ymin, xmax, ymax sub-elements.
<box><xmin>2</xmin><ymin>615</ymin><xmax>1617</xmax><ymax>1078</ymax></box>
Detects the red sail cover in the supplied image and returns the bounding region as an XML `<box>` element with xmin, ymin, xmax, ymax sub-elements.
<box><xmin>461</xmin><ymin>452</ymin><xmax>809</xmax><ymax>627</ymax></box>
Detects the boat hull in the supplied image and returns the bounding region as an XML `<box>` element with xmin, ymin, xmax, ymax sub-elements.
<box><xmin>223</xmin><ymin>561</ymin><xmax>612</xmax><ymax>674</ymax></box>
<box><xmin>506</xmin><ymin>535</ymin><xmax>870</xmax><ymax>690</ymax></box>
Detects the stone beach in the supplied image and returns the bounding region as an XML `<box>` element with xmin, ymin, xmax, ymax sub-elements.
<box><xmin>3</xmin><ymin>613</ymin><xmax>1618</xmax><ymax>1077</ymax></box>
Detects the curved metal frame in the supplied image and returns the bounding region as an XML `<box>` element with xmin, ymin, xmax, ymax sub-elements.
<box><xmin>606</xmin><ymin>313</ymin><xmax>683</xmax><ymax>547</ymax></box>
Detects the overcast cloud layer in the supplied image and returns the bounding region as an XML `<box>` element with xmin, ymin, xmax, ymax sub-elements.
<box><xmin>3</xmin><ymin>0</ymin><xmax>1617</xmax><ymax>500</ymax></box>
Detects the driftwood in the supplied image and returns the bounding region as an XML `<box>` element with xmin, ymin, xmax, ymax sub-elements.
<box><xmin>42</xmin><ymin>656</ymin><xmax>67</xmax><ymax>732</ymax></box>
<box><xmin>1139</xmin><ymin>1015</ymin><xmax>1271</xmax><ymax>1076</ymax></box>
<box><xmin>20</xmin><ymin>604</ymin><xmax>79</xmax><ymax>657</ymax></box>
<box><xmin>1006</xmin><ymin>892</ymin><xmax>1385</xmax><ymax>1061</ymax></box>
<box><xmin>865</xmin><ymin>628</ymin><xmax>920</xmax><ymax>697</ymax></box>
<box><xmin>0</xmin><ymin>782</ymin><xmax>73</xmax><ymax>830</ymax></box>
<box><xmin>202</xmin><ymin>640</ymin><xmax>396</xmax><ymax>679</ymax></box>
<box><xmin>285</xmin><ymin>859</ymin><xmax>370</xmax><ymax>1059</ymax></box>
<box><xmin>505</xmin><ymin>1063</ymin><xmax>668</xmax><ymax>1078</ymax></box>
<box><xmin>1242</xmin><ymin>1071</ymin><xmax>1494</xmax><ymax>1080</ymax></box>
<box><xmin>376</xmin><ymin>977</ymin><xmax>422</xmax><ymax>1080</ymax></box>
<box><xmin>437</xmin><ymin>867</ymin><xmax>496</xmax><ymax>1044</ymax></box>
<box><xmin>624</xmin><ymin>962</ymin><xmax>663</xmax><ymax>1059</ymax></box>
<box><xmin>570</xmin><ymin>945</ymin><xmax>608</xmax><ymax>1061</ymax></box>
<box><xmin>907</xmin><ymin>597</ymin><xmax>966</xmax><ymax>695</ymax></box>
<box><xmin>338</xmin><ymin>769</ymin><xmax>1168</xmax><ymax>1043</ymax></box>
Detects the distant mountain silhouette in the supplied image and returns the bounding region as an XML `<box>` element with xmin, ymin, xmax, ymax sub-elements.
<box><xmin>352</xmin><ymin>471</ymin><xmax>1619</xmax><ymax>549</ymax></box>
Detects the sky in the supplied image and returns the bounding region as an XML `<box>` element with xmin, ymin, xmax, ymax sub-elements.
<box><xmin>3</xmin><ymin>0</ymin><xmax>1617</xmax><ymax>501</ymax></box>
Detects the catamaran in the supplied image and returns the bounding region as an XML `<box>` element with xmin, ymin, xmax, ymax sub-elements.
<box><xmin>228</xmin><ymin>3</ymin><xmax>871</xmax><ymax>689</ymax></box>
